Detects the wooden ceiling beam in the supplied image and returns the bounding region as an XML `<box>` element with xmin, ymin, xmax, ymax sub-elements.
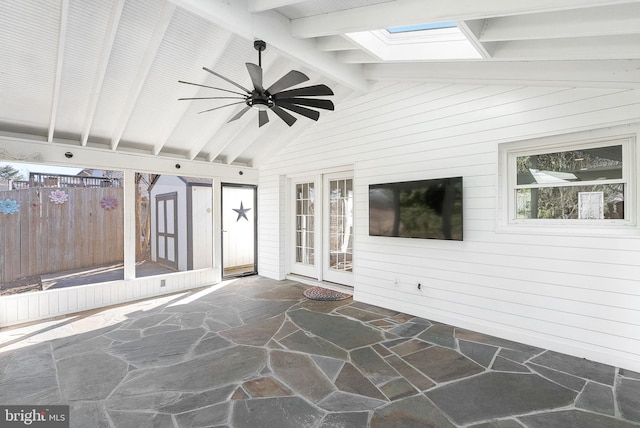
<box><xmin>290</xmin><ymin>0</ymin><xmax>640</xmax><ymax>38</ymax></box>
<box><xmin>48</xmin><ymin>0</ymin><xmax>69</xmax><ymax>143</ymax></box>
<box><xmin>247</xmin><ymin>0</ymin><xmax>306</xmax><ymax>13</ymax></box>
<box><xmin>110</xmin><ymin>2</ymin><xmax>175</xmax><ymax>150</ymax></box>
<box><xmin>478</xmin><ymin>3</ymin><xmax>640</xmax><ymax>42</ymax></box>
<box><xmin>168</xmin><ymin>0</ymin><xmax>369</xmax><ymax>93</ymax></box>
<box><xmin>363</xmin><ymin>60</ymin><xmax>640</xmax><ymax>89</ymax></box>
<box><xmin>81</xmin><ymin>0</ymin><xmax>125</xmax><ymax>147</ymax></box>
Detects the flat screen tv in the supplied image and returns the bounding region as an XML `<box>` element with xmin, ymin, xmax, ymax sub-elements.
<box><xmin>369</xmin><ymin>177</ymin><xmax>463</xmax><ymax>240</ymax></box>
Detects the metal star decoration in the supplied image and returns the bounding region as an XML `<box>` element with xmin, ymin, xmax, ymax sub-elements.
<box><xmin>232</xmin><ymin>201</ymin><xmax>251</xmax><ymax>222</ymax></box>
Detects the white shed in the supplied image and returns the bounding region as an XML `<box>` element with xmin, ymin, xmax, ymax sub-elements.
<box><xmin>149</xmin><ymin>175</ymin><xmax>213</xmax><ymax>271</ymax></box>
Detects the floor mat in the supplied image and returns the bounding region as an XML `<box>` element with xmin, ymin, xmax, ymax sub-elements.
<box><xmin>303</xmin><ymin>286</ymin><xmax>352</xmax><ymax>301</ymax></box>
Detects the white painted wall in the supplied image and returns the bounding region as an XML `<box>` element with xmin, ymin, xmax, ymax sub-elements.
<box><xmin>0</xmin><ymin>269</ymin><xmax>216</xmax><ymax>327</ymax></box>
<box><xmin>258</xmin><ymin>81</ymin><xmax>640</xmax><ymax>371</ymax></box>
<box><xmin>192</xmin><ymin>186</ymin><xmax>214</xmax><ymax>270</ymax></box>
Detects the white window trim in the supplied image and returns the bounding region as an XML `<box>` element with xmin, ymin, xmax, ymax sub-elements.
<box><xmin>497</xmin><ymin>128</ymin><xmax>638</xmax><ymax>236</ymax></box>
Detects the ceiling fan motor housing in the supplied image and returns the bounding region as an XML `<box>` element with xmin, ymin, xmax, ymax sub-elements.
<box><xmin>248</xmin><ymin>92</ymin><xmax>273</xmax><ymax>110</ymax></box>
<box><xmin>254</xmin><ymin>40</ymin><xmax>266</xmax><ymax>52</ymax></box>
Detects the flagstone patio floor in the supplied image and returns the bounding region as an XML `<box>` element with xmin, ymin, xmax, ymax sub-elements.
<box><xmin>1</xmin><ymin>276</ymin><xmax>639</xmax><ymax>427</ymax></box>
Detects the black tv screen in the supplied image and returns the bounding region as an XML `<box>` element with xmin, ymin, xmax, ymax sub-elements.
<box><xmin>369</xmin><ymin>177</ymin><xmax>463</xmax><ymax>240</ymax></box>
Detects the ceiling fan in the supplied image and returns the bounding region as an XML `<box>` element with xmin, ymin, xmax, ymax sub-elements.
<box><xmin>178</xmin><ymin>40</ymin><xmax>334</xmax><ymax>127</ymax></box>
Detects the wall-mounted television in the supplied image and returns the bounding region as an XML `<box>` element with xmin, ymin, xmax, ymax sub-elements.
<box><xmin>369</xmin><ymin>177</ymin><xmax>463</xmax><ymax>240</ymax></box>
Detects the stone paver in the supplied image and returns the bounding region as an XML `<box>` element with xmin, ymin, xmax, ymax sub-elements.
<box><xmin>468</xmin><ymin>420</ymin><xmax>525</xmax><ymax>428</ymax></box>
<box><xmin>617</xmin><ymin>378</ymin><xmax>640</xmax><ymax>423</ymax></box>
<box><xmin>232</xmin><ymin>397</ymin><xmax>324</xmax><ymax>428</ymax></box>
<box><xmin>426</xmin><ymin>372</ymin><xmax>577</xmax><ymax>426</ymax></box>
<box><xmin>109</xmin><ymin>327</ymin><xmax>205</xmax><ymax>367</ymax></box>
<box><xmin>319</xmin><ymin>411</ymin><xmax>370</xmax><ymax>428</ymax></box>
<box><xmin>279</xmin><ymin>330</ymin><xmax>348</xmax><ymax>360</ymax></box>
<box><xmin>219</xmin><ymin>313</ymin><xmax>284</xmax><ymax>346</ymax></box>
<box><xmin>404</xmin><ymin>346</ymin><xmax>484</xmax><ymax>383</ymax></box>
<box><xmin>350</xmin><ymin>347</ymin><xmax>398</xmax><ymax>385</ymax></box>
<box><xmin>418</xmin><ymin>324</ymin><xmax>456</xmax><ymax>348</ymax></box>
<box><xmin>317</xmin><ymin>391</ymin><xmax>386</xmax><ymax>412</ymax></box>
<box><xmin>270</xmin><ymin>350</ymin><xmax>335</xmax><ymax>403</ymax></box>
<box><xmin>458</xmin><ymin>339</ymin><xmax>498</xmax><ymax>368</ymax></box>
<box><xmin>370</xmin><ymin>395</ymin><xmax>456</xmax><ymax>428</ymax></box>
<box><xmin>242</xmin><ymin>376</ymin><xmax>293</xmax><ymax>398</ymax></box>
<box><xmin>519</xmin><ymin>409</ymin><xmax>640</xmax><ymax>428</ymax></box>
<box><xmin>334</xmin><ymin>363</ymin><xmax>386</xmax><ymax>400</ymax></box>
<box><xmin>0</xmin><ymin>276</ymin><xmax>638</xmax><ymax>428</ymax></box>
<box><xmin>527</xmin><ymin>362</ymin><xmax>587</xmax><ymax>392</ymax></box>
<box><xmin>389</xmin><ymin>338</ymin><xmax>431</xmax><ymax>357</ymax></box>
<box><xmin>530</xmin><ymin>350</ymin><xmax>616</xmax><ymax>385</ymax></box>
<box><xmin>576</xmin><ymin>381</ymin><xmax>615</xmax><ymax>416</ymax></box>
<box><xmin>57</xmin><ymin>351</ymin><xmax>128</xmax><ymax>401</ymax></box>
<box><xmin>288</xmin><ymin>309</ymin><xmax>385</xmax><ymax>350</ymax></box>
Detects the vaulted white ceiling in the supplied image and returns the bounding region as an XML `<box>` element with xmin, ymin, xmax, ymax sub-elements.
<box><xmin>1</xmin><ymin>0</ymin><xmax>639</xmax><ymax>168</ymax></box>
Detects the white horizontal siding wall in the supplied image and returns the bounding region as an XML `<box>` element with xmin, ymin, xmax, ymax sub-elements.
<box><xmin>0</xmin><ymin>268</ymin><xmax>216</xmax><ymax>327</ymax></box>
<box><xmin>258</xmin><ymin>81</ymin><xmax>640</xmax><ymax>371</ymax></box>
<box><xmin>257</xmin><ymin>174</ymin><xmax>286</xmax><ymax>279</ymax></box>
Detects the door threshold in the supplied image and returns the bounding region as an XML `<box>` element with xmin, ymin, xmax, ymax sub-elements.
<box><xmin>286</xmin><ymin>274</ymin><xmax>353</xmax><ymax>295</ymax></box>
<box><xmin>223</xmin><ymin>271</ymin><xmax>257</xmax><ymax>279</ymax></box>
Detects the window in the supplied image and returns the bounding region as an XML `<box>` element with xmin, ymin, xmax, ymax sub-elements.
<box><xmin>387</xmin><ymin>22</ymin><xmax>457</xmax><ymax>34</ymax></box>
<box><xmin>502</xmin><ymin>135</ymin><xmax>636</xmax><ymax>228</ymax></box>
<box><xmin>0</xmin><ymin>162</ymin><xmax>124</xmax><ymax>295</ymax></box>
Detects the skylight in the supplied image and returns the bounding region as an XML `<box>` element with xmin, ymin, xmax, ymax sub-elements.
<box><xmin>387</xmin><ymin>22</ymin><xmax>457</xmax><ymax>34</ymax></box>
<box><xmin>346</xmin><ymin>20</ymin><xmax>482</xmax><ymax>61</ymax></box>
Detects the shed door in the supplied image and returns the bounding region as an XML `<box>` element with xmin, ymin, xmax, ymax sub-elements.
<box><xmin>156</xmin><ymin>192</ymin><xmax>178</xmax><ymax>270</ymax></box>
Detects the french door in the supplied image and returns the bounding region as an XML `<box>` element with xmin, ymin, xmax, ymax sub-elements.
<box><xmin>290</xmin><ymin>172</ymin><xmax>353</xmax><ymax>286</ymax></box>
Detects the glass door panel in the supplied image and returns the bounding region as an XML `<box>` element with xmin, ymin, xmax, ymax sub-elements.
<box><xmin>291</xmin><ymin>180</ymin><xmax>318</xmax><ymax>278</ymax></box>
<box><xmin>323</xmin><ymin>175</ymin><xmax>354</xmax><ymax>285</ymax></box>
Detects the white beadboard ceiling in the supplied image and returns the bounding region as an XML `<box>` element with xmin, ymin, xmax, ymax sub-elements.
<box><xmin>1</xmin><ymin>0</ymin><xmax>639</xmax><ymax>168</ymax></box>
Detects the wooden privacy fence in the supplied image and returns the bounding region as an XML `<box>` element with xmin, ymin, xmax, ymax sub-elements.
<box><xmin>0</xmin><ymin>187</ymin><xmax>124</xmax><ymax>284</ymax></box>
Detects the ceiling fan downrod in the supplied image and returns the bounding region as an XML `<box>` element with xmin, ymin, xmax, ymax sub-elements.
<box><xmin>254</xmin><ymin>39</ymin><xmax>266</xmax><ymax>68</ymax></box>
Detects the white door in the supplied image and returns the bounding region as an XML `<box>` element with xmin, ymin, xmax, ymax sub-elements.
<box><xmin>222</xmin><ymin>184</ymin><xmax>257</xmax><ymax>277</ymax></box>
<box><xmin>290</xmin><ymin>179</ymin><xmax>319</xmax><ymax>278</ymax></box>
<box><xmin>289</xmin><ymin>172</ymin><xmax>354</xmax><ymax>286</ymax></box>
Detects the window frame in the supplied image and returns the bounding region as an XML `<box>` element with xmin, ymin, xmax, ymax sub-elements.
<box><xmin>499</xmin><ymin>132</ymin><xmax>637</xmax><ymax>233</ymax></box>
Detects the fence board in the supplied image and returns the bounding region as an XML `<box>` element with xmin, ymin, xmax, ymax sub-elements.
<box><xmin>0</xmin><ymin>187</ymin><xmax>124</xmax><ymax>285</ymax></box>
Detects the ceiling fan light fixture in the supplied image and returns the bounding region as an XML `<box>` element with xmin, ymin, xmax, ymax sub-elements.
<box><xmin>179</xmin><ymin>40</ymin><xmax>334</xmax><ymax>127</ymax></box>
<box><xmin>249</xmin><ymin>98</ymin><xmax>273</xmax><ymax>111</ymax></box>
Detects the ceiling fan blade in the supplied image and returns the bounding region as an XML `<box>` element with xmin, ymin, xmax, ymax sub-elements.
<box><xmin>178</xmin><ymin>80</ymin><xmax>247</xmax><ymax>97</ymax></box>
<box><xmin>178</xmin><ymin>96</ymin><xmax>245</xmax><ymax>101</ymax></box>
<box><xmin>198</xmin><ymin>101</ymin><xmax>246</xmax><ymax>114</ymax></box>
<box><xmin>258</xmin><ymin>110</ymin><xmax>269</xmax><ymax>127</ymax></box>
<box><xmin>266</xmin><ymin>70</ymin><xmax>309</xmax><ymax>95</ymax></box>
<box><xmin>246</xmin><ymin>63</ymin><xmax>264</xmax><ymax>92</ymax></box>
<box><xmin>276</xmin><ymin>102</ymin><xmax>320</xmax><ymax>121</ymax></box>
<box><xmin>228</xmin><ymin>105</ymin><xmax>252</xmax><ymax>122</ymax></box>
<box><xmin>275</xmin><ymin>97</ymin><xmax>334</xmax><ymax>111</ymax></box>
<box><xmin>203</xmin><ymin>67</ymin><xmax>251</xmax><ymax>93</ymax></box>
<box><xmin>273</xmin><ymin>84</ymin><xmax>334</xmax><ymax>99</ymax></box>
<box><xmin>271</xmin><ymin>105</ymin><xmax>297</xmax><ymax>127</ymax></box>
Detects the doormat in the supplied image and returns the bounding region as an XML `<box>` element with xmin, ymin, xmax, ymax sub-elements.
<box><xmin>303</xmin><ymin>286</ymin><xmax>352</xmax><ymax>301</ymax></box>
